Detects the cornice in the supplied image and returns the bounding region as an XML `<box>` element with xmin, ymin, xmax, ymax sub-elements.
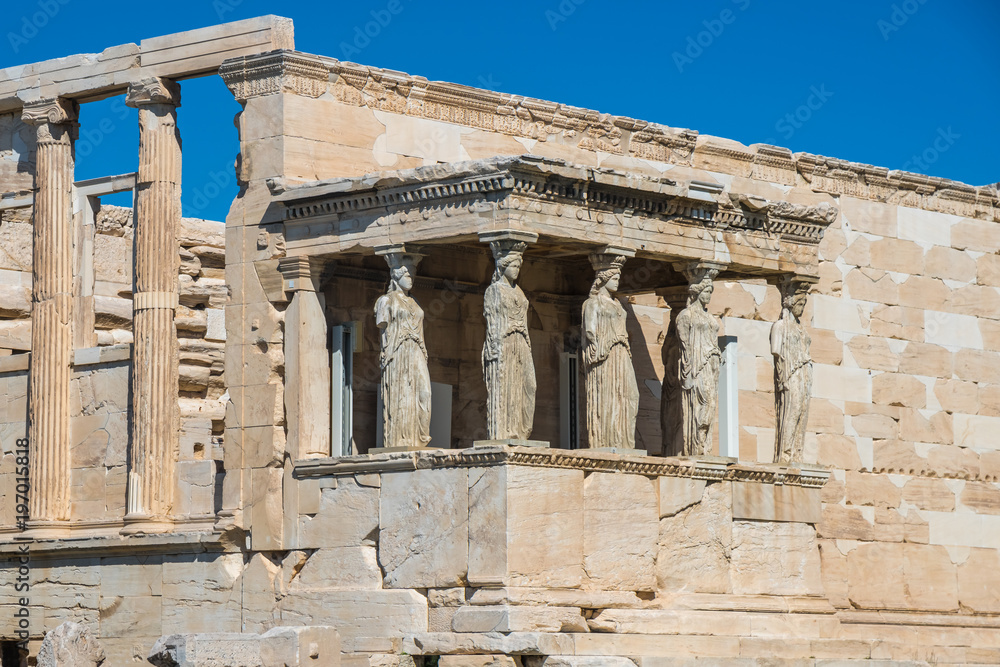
<box><xmin>293</xmin><ymin>444</ymin><xmax>831</xmax><ymax>488</ymax></box>
<box><xmin>219</xmin><ymin>50</ymin><xmax>328</xmax><ymax>102</ymax></box>
<box><xmin>276</xmin><ymin>156</ymin><xmax>838</xmax><ymax>245</ymax></box>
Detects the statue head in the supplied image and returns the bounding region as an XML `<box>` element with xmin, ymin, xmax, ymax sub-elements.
<box><xmin>491</xmin><ymin>240</ymin><xmax>527</xmax><ymax>284</ymax></box>
<box><xmin>780</xmin><ymin>278</ymin><xmax>812</xmax><ymax>320</ymax></box>
<box><xmin>589</xmin><ymin>254</ymin><xmax>627</xmax><ymax>296</ymax></box>
<box><xmin>386</xmin><ymin>254</ymin><xmax>422</xmax><ymax>294</ymax></box>
<box><xmin>688</xmin><ymin>277</ymin><xmax>714</xmax><ymax>308</ymax></box>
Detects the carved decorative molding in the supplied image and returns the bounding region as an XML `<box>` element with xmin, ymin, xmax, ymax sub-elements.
<box><xmin>278</xmin><ymin>155</ymin><xmax>838</xmax><ymax>246</ymax></box>
<box><xmin>219</xmin><ymin>50</ymin><xmax>328</xmax><ymax>102</ymax></box>
<box><xmin>293</xmin><ymin>444</ymin><xmax>831</xmax><ymax>488</ymax></box>
<box><xmin>21</xmin><ymin>97</ymin><xmax>78</xmax><ymax>126</ymax></box>
<box><xmin>126</xmin><ymin>77</ymin><xmax>181</xmax><ymax>108</ymax></box>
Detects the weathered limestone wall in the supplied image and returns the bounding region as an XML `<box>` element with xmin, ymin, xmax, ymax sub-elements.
<box><xmin>0</xmin><ymin>546</ymin><xmax>247</xmax><ymax>665</ymax></box>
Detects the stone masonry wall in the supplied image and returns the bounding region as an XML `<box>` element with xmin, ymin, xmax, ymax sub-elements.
<box><xmin>227</xmin><ymin>59</ymin><xmax>1000</xmax><ymax>631</ymax></box>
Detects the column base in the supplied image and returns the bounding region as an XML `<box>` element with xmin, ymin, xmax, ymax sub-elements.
<box><xmin>23</xmin><ymin>520</ymin><xmax>74</xmax><ymax>539</ymax></box>
<box><xmin>474</xmin><ymin>439</ymin><xmax>550</xmax><ymax>448</ymax></box>
<box><xmin>586</xmin><ymin>446</ymin><xmax>648</xmax><ymax>456</ymax></box>
<box><xmin>121</xmin><ymin>513</ymin><xmax>174</xmax><ymax>535</ymax></box>
<box><xmin>369</xmin><ymin>446</ymin><xmax>445</xmax><ymax>453</ymax></box>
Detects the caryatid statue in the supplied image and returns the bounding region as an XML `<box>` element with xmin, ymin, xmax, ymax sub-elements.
<box><xmin>375</xmin><ymin>245</ymin><xmax>432</xmax><ymax>449</ymax></box>
<box><xmin>583</xmin><ymin>247</ymin><xmax>639</xmax><ymax>449</ymax></box>
<box><xmin>771</xmin><ymin>277</ymin><xmax>815</xmax><ymax>463</ymax></box>
<box><xmin>675</xmin><ymin>263</ymin><xmax>724</xmax><ymax>456</ymax></box>
<box><xmin>481</xmin><ymin>231</ymin><xmax>538</xmax><ymax>441</ymax></box>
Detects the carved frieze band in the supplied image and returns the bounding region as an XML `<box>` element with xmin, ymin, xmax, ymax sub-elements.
<box><xmin>293</xmin><ymin>446</ymin><xmax>831</xmax><ymax>488</ymax></box>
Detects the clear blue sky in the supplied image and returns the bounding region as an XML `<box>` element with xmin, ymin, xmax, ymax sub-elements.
<box><xmin>3</xmin><ymin>0</ymin><xmax>997</xmax><ymax>222</ymax></box>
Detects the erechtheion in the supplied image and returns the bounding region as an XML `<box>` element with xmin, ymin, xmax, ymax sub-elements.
<box><xmin>2</xmin><ymin>16</ymin><xmax>1000</xmax><ymax>667</ymax></box>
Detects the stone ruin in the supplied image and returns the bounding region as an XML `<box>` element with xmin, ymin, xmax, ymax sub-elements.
<box><xmin>1</xmin><ymin>14</ymin><xmax>1000</xmax><ymax>667</ymax></box>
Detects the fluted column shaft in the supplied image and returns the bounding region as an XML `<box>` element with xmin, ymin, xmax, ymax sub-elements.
<box><xmin>23</xmin><ymin>98</ymin><xmax>78</xmax><ymax>523</ymax></box>
<box><xmin>125</xmin><ymin>78</ymin><xmax>182</xmax><ymax>528</ymax></box>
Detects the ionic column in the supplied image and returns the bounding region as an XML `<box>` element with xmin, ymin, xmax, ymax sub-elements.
<box><xmin>279</xmin><ymin>256</ymin><xmax>331</xmax><ymax>459</ymax></box>
<box><xmin>124</xmin><ymin>78</ymin><xmax>182</xmax><ymax>531</ymax></box>
<box><xmin>22</xmin><ymin>97</ymin><xmax>79</xmax><ymax>523</ymax></box>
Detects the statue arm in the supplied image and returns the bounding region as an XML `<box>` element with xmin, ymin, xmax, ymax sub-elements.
<box><xmin>375</xmin><ymin>296</ymin><xmax>391</xmax><ymax>330</ymax></box>
<box><xmin>582</xmin><ymin>300</ymin><xmax>605</xmax><ymax>363</ymax></box>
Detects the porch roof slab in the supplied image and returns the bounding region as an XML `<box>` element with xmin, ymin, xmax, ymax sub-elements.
<box><xmin>272</xmin><ymin>155</ymin><xmax>838</xmax><ymax>278</ymax></box>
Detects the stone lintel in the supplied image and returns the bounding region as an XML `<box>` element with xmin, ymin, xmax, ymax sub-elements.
<box><xmin>21</xmin><ymin>97</ymin><xmax>78</xmax><ymax>126</ymax></box>
<box><xmin>292</xmin><ymin>444</ymin><xmax>830</xmax><ymax>488</ymax></box>
<box><xmin>126</xmin><ymin>76</ymin><xmax>181</xmax><ymax>108</ymax></box>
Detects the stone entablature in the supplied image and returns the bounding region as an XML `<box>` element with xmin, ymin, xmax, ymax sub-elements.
<box><xmin>220</xmin><ymin>50</ymin><xmax>999</xmax><ymax>223</ymax></box>
<box><xmin>273</xmin><ymin>156</ymin><xmax>837</xmax><ymax>278</ymax></box>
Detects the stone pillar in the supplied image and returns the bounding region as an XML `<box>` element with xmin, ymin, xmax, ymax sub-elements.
<box><xmin>124</xmin><ymin>78</ymin><xmax>182</xmax><ymax>531</ymax></box>
<box><xmin>22</xmin><ymin>97</ymin><xmax>78</xmax><ymax>523</ymax></box>
<box><xmin>279</xmin><ymin>256</ymin><xmax>331</xmax><ymax>459</ymax></box>
<box><xmin>674</xmin><ymin>261</ymin><xmax>726</xmax><ymax>457</ymax></box>
<box><xmin>772</xmin><ymin>275</ymin><xmax>816</xmax><ymax>464</ymax></box>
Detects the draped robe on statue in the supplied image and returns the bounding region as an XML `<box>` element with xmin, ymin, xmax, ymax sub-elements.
<box><xmin>676</xmin><ymin>305</ymin><xmax>721</xmax><ymax>455</ymax></box>
<box><xmin>483</xmin><ymin>281</ymin><xmax>536</xmax><ymax>440</ymax></box>
<box><xmin>773</xmin><ymin>312</ymin><xmax>812</xmax><ymax>462</ymax></box>
<box><xmin>375</xmin><ymin>291</ymin><xmax>432</xmax><ymax>448</ymax></box>
<box><xmin>583</xmin><ymin>294</ymin><xmax>639</xmax><ymax>448</ymax></box>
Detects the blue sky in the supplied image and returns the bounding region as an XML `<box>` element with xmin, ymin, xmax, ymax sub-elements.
<box><xmin>3</xmin><ymin>0</ymin><xmax>998</xmax><ymax>222</ymax></box>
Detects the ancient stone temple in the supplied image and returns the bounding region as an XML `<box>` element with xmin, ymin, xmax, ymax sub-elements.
<box><xmin>2</xmin><ymin>16</ymin><xmax>1000</xmax><ymax>667</ymax></box>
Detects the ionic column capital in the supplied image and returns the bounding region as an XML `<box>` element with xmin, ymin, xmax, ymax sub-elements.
<box><xmin>126</xmin><ymin>77</ymin><xmax>181</xmax><ymax>108</ymax></box>
<box><xmin>21</xmin><ymin>97</ymin><xmax>78</xmax><ymax>126</ymax></box>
